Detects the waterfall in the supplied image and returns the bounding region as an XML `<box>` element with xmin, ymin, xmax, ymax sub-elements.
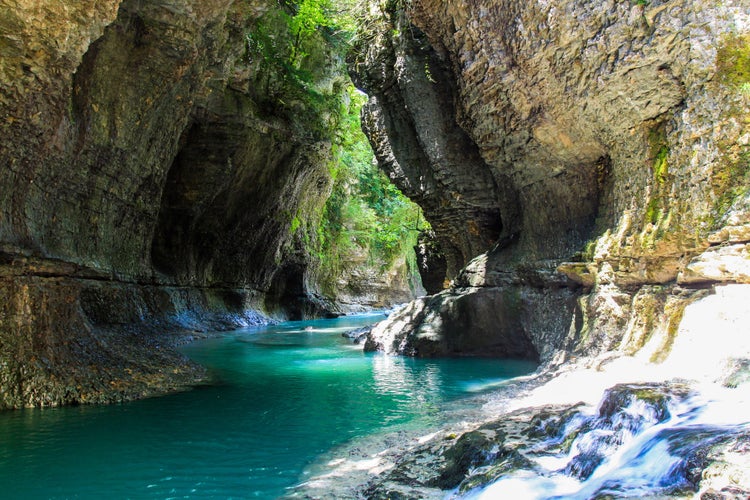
<box><xmin>457</xmin><ymin>383</ymin><xmax>750</xmax><ymax>499</ymax></box>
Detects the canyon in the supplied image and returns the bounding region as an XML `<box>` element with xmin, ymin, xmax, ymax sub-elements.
<box><xmin>1</xmin><ymin>0</ymin><xmax>748</xmax><ymax>497</ymax></box>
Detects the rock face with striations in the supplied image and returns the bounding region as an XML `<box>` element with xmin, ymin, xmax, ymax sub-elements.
<box><xmin>0</xmin><ymin>0</ymin><xmax>372</xmax><ymax>408</ymax></box>
<box><xmin>359</xmin><ymin>0</ymin><xmax>750</xmax><ymax>363</ymax></box>
<box><xmin>1</xmin><ymin>0</ymin><xmax>748</xmax><ymax>408</ymax></box>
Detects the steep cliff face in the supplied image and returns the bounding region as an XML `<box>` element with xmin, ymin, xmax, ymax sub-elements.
<box><xmin>1</xmin><ymin>0</ymin><xmax>342</xmax><ymax>304</ymax></box>
<box><xmin>351</xmin><ymin>15</ymin><xmax>518</xmax><ymax>280</ymax></box>
<box><xmin>360</xmin><ymin>0</ymin><xmax>749</xmax><ymax>363</ymax></box>
<box><xmin>0</xmin><ymin>0</ymin><xmax>414</xmax><ymax>408</ymax></box>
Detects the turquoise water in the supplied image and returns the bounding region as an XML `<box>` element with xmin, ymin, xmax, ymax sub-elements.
<box><xmin>0</xmin><ymin>314</ymin><xmax>537</xmax><ymax>499</ymax></box>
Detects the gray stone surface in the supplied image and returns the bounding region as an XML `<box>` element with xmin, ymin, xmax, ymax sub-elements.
<box><xmin>358</xmin><ymin>0</ymin><xmax>750</xmax><ymax>363</ymax></box>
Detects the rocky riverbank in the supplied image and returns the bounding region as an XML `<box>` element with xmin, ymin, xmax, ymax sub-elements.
<box><xmin>289</xmin><ymin>288</ymin><xmax>750</xmax><ymax>497</ymax></box>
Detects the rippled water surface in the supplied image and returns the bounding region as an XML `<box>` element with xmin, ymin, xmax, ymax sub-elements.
<box><xmin>0</xmin><ymin>314</ymin><xmax>537</xmax><ymax>498</ymax></box>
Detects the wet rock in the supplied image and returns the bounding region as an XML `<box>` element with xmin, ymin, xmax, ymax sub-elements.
<box><xmin>524</xmin><ymin>404</ymin><xmax>588</xmax><ymax>450</ymax></box>
<box><xmin>429</xmin><ymin>430</ymin><xmax>501</xmax><ymax>489</ymax></box>
<box><xmin>563</xmin><ymin>383</ymin><xmax>691</xmax><ymax>480</ymax></box>
<box><xmin>454</xmin><ymin>450</ymin><xmax>535</xmax><ymax>496</ymax></box>
<box><xmin>697</xmin><ymin>432</ymin><xmax>750</xmax><ymax>499</ymax></box>
<box><xmin>327</xmin><ymin>382</ymin><xmax>749</xmax><ymax>498</ymax></box>
<box><xmin>341</xmin><ymin>326</ymin><xmax>372</xmax><ymax>344</ymax></box>
<box><xmin>363</xmin><ymin>484</ymin><xmax>442</xmax><ymax>500</ymax></box>
<box><xmin>596</xmin><ymin>383</ymin><xmax>682</xmax><ymax>423</ymax></box>
<box><xmin>720</xmin><ymin>359</ymin><xmax>750</xmax><ymax>389</ymax></box>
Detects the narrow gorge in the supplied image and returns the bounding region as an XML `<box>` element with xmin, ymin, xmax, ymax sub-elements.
<box><xmin>1</xmin><ymin>0</ymin><xmax>748</xmax><ymax>498</ymax></box>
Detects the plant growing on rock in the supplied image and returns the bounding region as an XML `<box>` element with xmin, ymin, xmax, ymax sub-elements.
<box><xmin>317</xmin><ymin>85</ymin><xmax>427</xmax><ymax>297</ymax></box>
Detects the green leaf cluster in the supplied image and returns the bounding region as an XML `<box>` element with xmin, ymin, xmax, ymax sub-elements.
<box><xmin>243</xmin><ymin>1</ymin><xmax>360</xmax><ymax>137</ymax></box>
<box><xmin>317</xmin><ymin>86</ymin><xmax>427</xmax><ymax>292</ymax></box>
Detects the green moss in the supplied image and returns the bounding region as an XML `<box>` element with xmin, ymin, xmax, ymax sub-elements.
<box><xmin>652</xmin><ymin>145</ymin><xmax>669</xmax><ymax>183</ymax></box>
<box><xmin>698</xmin><ymin>33</ymin><xmax>750</xmax><ymax>229</ymax></box>
<box><xmin>290</xmin><ymin>215</ymin><xmax>302</xmax><ymax>233</ymax></box>
<box><xmin>631</xmin><ymin>387</ymin><xmax>668</xmax><ymax>405</ymax></box>
<box><xmin>645</xmin><ymin>197</ymin><xmax>660</xmax><ymax>225</ymax></box>
<box><xmin>711</xmin><ymin>148</ymin><xmax>750</xmax><ymax>226</ymax></box>
<box><xmin>641</xmin><ymin>126</ymin><xmax>673</xmax><ymax>228</ymax></box>
<box><xmin>716</xmin><ymin>33</ymin><xmax>750</xmax><ymax>89</ymax></box>
<box><xmin>582</xmin><ymin>239</ymin><xmax>598</xmax><ymax>261</ymax></box>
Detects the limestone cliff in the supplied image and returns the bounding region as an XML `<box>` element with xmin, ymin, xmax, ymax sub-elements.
<box><xmin>360</xmin><ymin>0</ymin><xmax>750</xmax><ymax>364</ymax></box>
<box><xmin>0</xmin><ymin>0</ymin><xmax>414</xmax><ymax>408</ymax></box>
<box><xmin>1</xmin><ymin>0</ymin><xmax>748</xmax><ymax>413</ymax></box>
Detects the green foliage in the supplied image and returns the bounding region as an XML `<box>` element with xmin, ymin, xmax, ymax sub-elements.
<box><xmin>645</xmin><ymin>197</ymin><xmax>661</xmax><ymax>225</ymax></box>
<box><xmin>291</xmin><ymin>0</ymin><xmax>334</xmax><ymax>37</ymax></box>
<box><xmin>244</xmin><ymin>1</ymin><xmax>359</xmax><ymax>137</ymax></box>
<box><xmin>317</xmin><ymin>86</ymin><xmax>427</xmax><ymax>292</ymax></box>
<box><xmin>290</xmin><ymin>215</ymin><xmax>302</xmax><ymax>233</ymax></box>
<box><xmin>244</xmin><ymin>1</ymin><xmax>425</xmax><ymax>295</ymax></box>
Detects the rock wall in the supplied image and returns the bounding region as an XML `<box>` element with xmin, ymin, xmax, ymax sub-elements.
<box><xmin>351</xmin><ymin>14</ymin><xmax>518</xmax><ymax>280</ymax></box>
<box><xmin>0</xmin><ymin>0</ymin><xmax>340</xmax><ymax>302</ymax></box>
<box><xmin>361</xmin><ymin>0</ymin><xmax>750</xmax><ymax>363</ymax></box>
<box><xmin>0</xmin><ymin>0</ymin><xmax>403</xmax><ymax>407</ymax></box>
<box><xmin>1</xmin><ymin>0</ymin><xmax>748</xmax><ymax>406</ymax></box>
<box><xmin>0</xmin><ymin>252</ymin><xmax>268</xmax><ymax>408</ymax></box>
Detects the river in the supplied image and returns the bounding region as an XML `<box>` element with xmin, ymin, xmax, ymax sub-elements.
<box><xmin>0</xmin><ymin>313</ymin><xmax>537</xmax><ymax>498</ymax></box>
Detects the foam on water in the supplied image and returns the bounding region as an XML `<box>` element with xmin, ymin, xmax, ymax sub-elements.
<box><xmin>460</xmin><ymin>385</ymin><xmax>750</xmax><ymax>500</ymax></box>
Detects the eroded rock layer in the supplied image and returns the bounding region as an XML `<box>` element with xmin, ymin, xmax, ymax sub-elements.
<box><xmin>361</xmin><ymin>0</ymin><xmax>750</xmax><ymax>363</ymax></box>
<box><xmin>0</xmin><ymin>0</ymin><xmax>406</xmax><ymax>407</ymax></box>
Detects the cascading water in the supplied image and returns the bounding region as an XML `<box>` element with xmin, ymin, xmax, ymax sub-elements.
<box><xmin>457</xmin><ymin>383</ymin><xmax>750</xmax><ymax>499</ymax></box>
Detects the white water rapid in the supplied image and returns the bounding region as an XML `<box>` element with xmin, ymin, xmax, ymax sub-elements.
<box><xmin>459</xmin><ymin>383</ymin><xmax>750</xmax><ymax>499</ymax></box>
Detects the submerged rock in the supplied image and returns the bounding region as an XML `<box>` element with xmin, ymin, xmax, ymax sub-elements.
<box><xmin>342</xmin><ymin>325</ymin><xmax>372</xmax><ymax>344</ymax></box>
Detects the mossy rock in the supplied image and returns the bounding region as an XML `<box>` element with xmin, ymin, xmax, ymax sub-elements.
<box><xmin>597</xmin><ymin>383</ymin><xmax>674</xmax><ymax>422</ymax></box>
<box><xmin>427</xmin><ymin>430</ymin><xmax>503</xmax><ymax>489</ymax></box>
<box><xmin>716</xmin><ymin>33</ymin><xmax>750</xmax><ymax>90</ymax></box>
<box><xmin>525</xmin><ymin>404</ymin><xmax>585</xmax><ymax>441</ymax></box>
<box><xmin>456</xmin><ymin>449</ymin><xmax>534</xmax><ymax>495</ymax></box>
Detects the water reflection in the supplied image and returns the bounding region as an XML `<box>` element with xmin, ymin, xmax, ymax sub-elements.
<box><xmin>0</xmin><ymin>314</ymin><xmax>537</xmax><ymax>499</ymax></box>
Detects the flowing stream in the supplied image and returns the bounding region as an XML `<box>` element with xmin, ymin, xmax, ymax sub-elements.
<box><xmin>0</xmin><ymin>313</ymin><xmax>537</xmax><ymax>498</ymax></box>
<box><xmin>458</xmin><ymin>384</ymin><xmax>750</xmax><ymax>499</ymax></box>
